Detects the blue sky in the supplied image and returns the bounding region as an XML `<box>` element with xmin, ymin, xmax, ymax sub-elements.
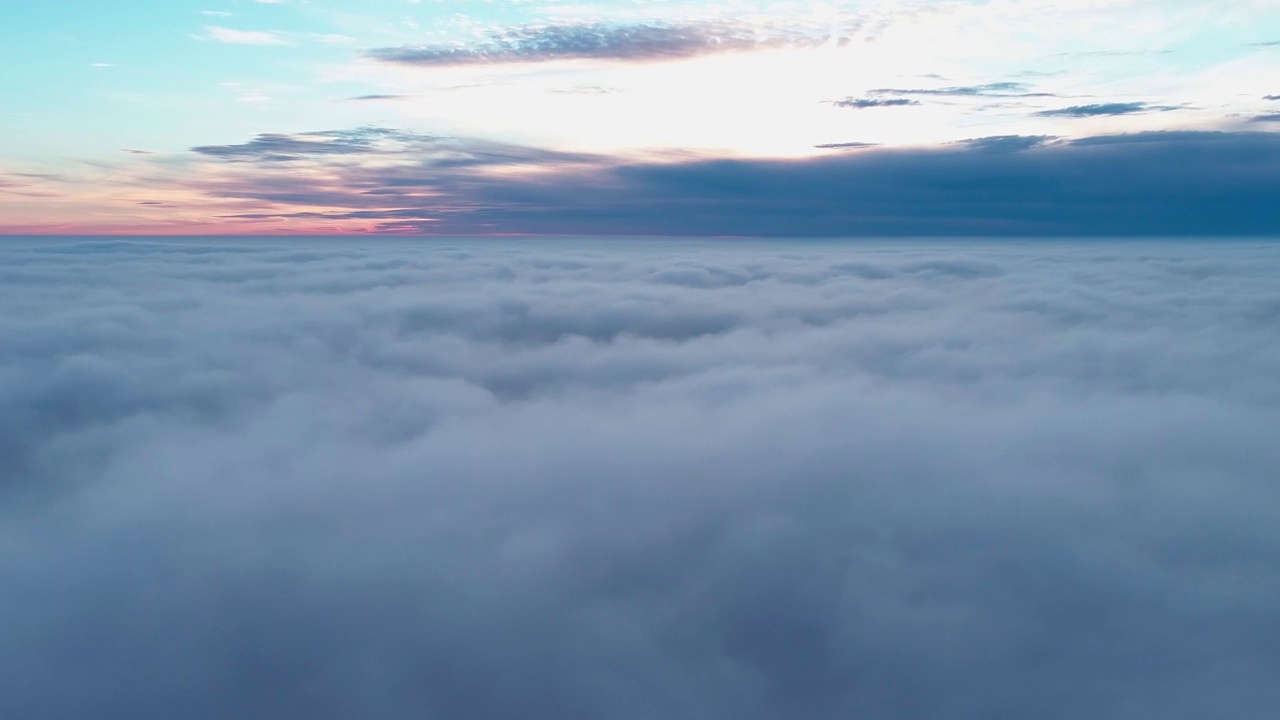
<box><xmin>2</xmin><ymin>0</ymin><xmax>1278</xmax><ymax>234</ymax></box>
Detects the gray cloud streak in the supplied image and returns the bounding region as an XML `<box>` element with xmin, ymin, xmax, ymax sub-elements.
<box><xmin>829</xmin><ymin>98</ymin><xmax>920</xmax><ymax>109</ymax></box>
<box><xmin>812</xmin><ymin>141</ymin><xmax>879</xmax><ymax>150</ymax></box>
<box><xmin>1033</xmin><ymin>102</ymin><xmax>1177</xmax><ymax>117</ymax></box>
<box><xmin>366</xmin><ymin>22</ymin><xmax>827</xmax><ymax>67</ymax></box>
<box><xmin>191</xmin><ymin>128</ymin><xmax>430</xmax><ymax>161</ymax></box>
<box><xmin>191</xmin><ymin>127</ymin><xmax>598</xmax><ymax>168</ymax></box>
<box><xmin>2</xmin><ymin>238</ymin><xmax>1280</xmax><ymax>719</ymax></box>
<box><xmin>869</xmin><ymin>82</ymin><xmax>1057</xmax><ymax>98</ymax></box>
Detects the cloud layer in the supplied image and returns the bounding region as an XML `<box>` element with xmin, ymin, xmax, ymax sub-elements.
<box><xmin>2</xmin><ymin>237</ymin><xmax>1280</xmax><ymax>719</ymax></box>
<box><xmin>184</xmin><ymin>129</ymin><xmax>1280</xmax><ymax>236</ymax></box>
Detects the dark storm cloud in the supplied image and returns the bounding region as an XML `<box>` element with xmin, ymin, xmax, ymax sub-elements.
<box><xmin>2</xmin><ymin>238</ymin><xmax>1280</xmax><ymax>720</ymax></box>
<box><xmin>366</xmin><ymin>22</ymin><xmax>825</xmax><ymax>67</ymax></box>
<box><xmin>828</xmin><ymin>97</ymin><xmax>920</xmax><ymax>109</ymax></box>
<box><xmin>1033</xmin><ymin>102</ymin><xmax>1178</xmax><ymax>117</ymax></box>
<box><xmin>195</xmin><ymin>129</ymin><xmax>1280</xmax><ymax>236</ymax></box>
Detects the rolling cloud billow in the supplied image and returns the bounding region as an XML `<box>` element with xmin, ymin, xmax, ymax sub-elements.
<box><xmin>2</xmin><ymin>237</ymin><xmax>1280</xmax><ymax>719</ymax></box>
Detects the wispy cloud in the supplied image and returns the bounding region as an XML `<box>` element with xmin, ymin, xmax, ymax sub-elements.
<box><xmin>0</xmin><ymin>173</ymin><xmax>63</xmax><ymax>199</ymax></box>
<box><xmin>1033</xmin><ymin>102</ymin><xmax>1178</xmax><ymax>118</ymax></box>
<box><xmin>191</xmin><ymin>127</ymin><xmax>598</xmax><ymax>169</ymax></box>
<box><xmin>549</xmin><ymin>85</ymin><xmax>625</xmax><ymax>96</ymax></box>
<box><xmin>828</xmin><ymin>98</ymin><xmax>920</xmax><ymax>109</ymax></box>
<box><xmin>310</xmin><ymin>33</ymin><xmax>354</xmax><ymax>45</ymax></box>
<box><xmin>955</xmin><ymin>135</ymin><xmax>1060</xmax><ymax>152</ymax></box>
<box><xmin>814</xmin><ymin>142</ymin><xmax>878</xmax><ymax>150</ymax></box>
<box><xmin>345</xmin><ymin>94</ymin><xmax>411</xmax><ymax>102</ymax></box>
<box><xmin>192</xmin><ymin>128</ymin><xmax>428</xmax><ymax>161</ymax></box>
<box><xmin>1047</xmin><ymin>49</ymin><xmax>1172</xmax><ymax>58</ymax></box>
<box><xmin>1250</xmin><ymin>113</ymin><xmax>1280</xmax><ymax>123</ymax></box>
<box><xmin>204</xmin><ymin>25</ymin><xmax>291</xmax><ymax>46</ymax></box>
<box><xmin>869</xmin><ymin>82</ymin><xmax>1057</xmax><ymax>99</ymax></box>
<box><xmin>365</xmin><ymin>22</ymin><xmax>828</xmax><ymax>67</ymax></box>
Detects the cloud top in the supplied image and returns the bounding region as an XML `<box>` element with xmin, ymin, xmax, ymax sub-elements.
<box><xmin>2</xmin><ymin>238</ymin><xmax>1279</xmax><ymax>719</ymax></box>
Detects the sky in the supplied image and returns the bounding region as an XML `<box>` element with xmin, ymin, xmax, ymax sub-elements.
<box><xmin>3</xmin><ymin>236</ymin><xmax>1280</xmax><ymax>718</ymax></box>
<box><xmin>1</xmin><ymin>0</ymin><xmax>1279</xmax><ymax>235</ymax></box>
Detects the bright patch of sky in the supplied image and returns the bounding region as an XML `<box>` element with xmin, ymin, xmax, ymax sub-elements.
<box><xmin>1</xmin><ymin>0</ymin><xmax>1278</xmax><ymax>232</ymax></box>
<box><xmin>2</xmin><ymin>1</ymin><xmax>1277</xmax><ymax>157</ymax></box>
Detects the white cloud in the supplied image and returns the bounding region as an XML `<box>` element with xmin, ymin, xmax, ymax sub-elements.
<box><xmin>204</xmin><ymin>25</ymin><xmax>292</xmax><ymax>46</ymax></box>
<box><xmin>335</xmin><ymin>0</ymin><xmax>1280</xmax><ymax>156</ymax></box>
<box><xmin>201</xmin><ymin>25</ymin><xmax>353</xmax><ymax>49</ymax></box>
<box><xmin>308</xmin><ymin>32</ymin><xmax>355</xmax><ymax>45</ymax></box>
<box><xmin>1</xmin><ymin>238</ymin><xmax>1279</xmax><ymax>718</ymax></box>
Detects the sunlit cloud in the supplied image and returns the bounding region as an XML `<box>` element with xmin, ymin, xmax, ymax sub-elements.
<box><xmin>5</xmin><ymin>0</ymin><xmax>1280</xmax><ymax>232</ymax></box>
<box><xmin>366</xmin><ymin>22</ymin><xmax>832</xmax><ymax>67</ymax></box>
<box><xmin>7</xmin><ymin>126</ymin><xmax>1277</xmax><ymax>237</ymax></box>
<box><xmin>204</xmin><ymin>25</ymin><xmax>292</xmax><ymax>46</ymax></box>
